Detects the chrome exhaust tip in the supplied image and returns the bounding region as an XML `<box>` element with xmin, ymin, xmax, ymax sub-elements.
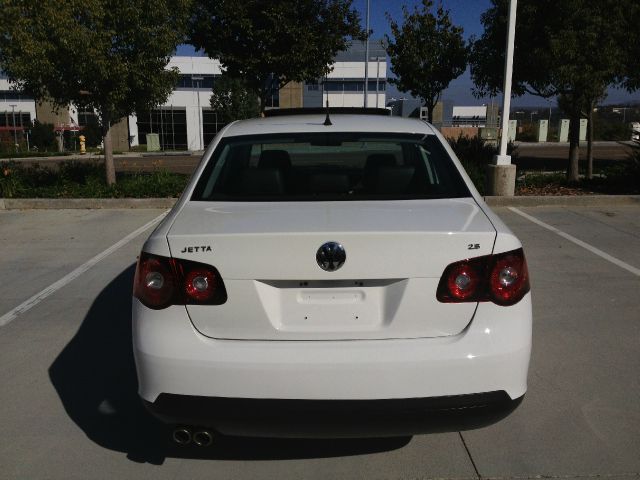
<box><xmin>172</xmin><ymin>427</ymin><xmax>192</xmax><ymax>445</ymax></box>
<box><xmin>193</xmin><ymin>430</ymin><xmax>214</xmax><ymax>447</ymax></box>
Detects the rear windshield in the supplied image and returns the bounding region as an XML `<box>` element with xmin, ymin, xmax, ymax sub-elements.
<box><xmin>191</xmin><ymin>132</ymin><xmax>470</xmax><ymax>201</ymax></box>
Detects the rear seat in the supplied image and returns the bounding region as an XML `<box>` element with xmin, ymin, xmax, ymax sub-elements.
<box><xmin>240</xmin><ymin>168</ymin><xmax>285</xmax><ymax>195</ymax></box>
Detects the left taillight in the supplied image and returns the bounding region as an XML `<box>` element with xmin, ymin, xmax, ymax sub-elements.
<box><xmin>437</xmin><ymin>248</ymin><xmax>530</xmax><ymax>306</ymax></box>
<box><xmin>133</xmin><ymin>252</ymin><xmax>227</xmax><ymax>310</ymax></box>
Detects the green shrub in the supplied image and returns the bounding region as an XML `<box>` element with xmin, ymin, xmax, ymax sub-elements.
<box><xmin>459</xmin><ymin>159</ymin><xmax>486</xmax><ymax>195</ymax></box>
<box><xmin>584</xmin><ymin>148</ymin><xmax>640</xmax><ymax>193</ymax></box>
<box><xmin>516</xmin><ymin>124</ymin><xmax>538</xmax><ymax>142</ymax></box>
<box><xmin>0</xmin><ymin>161</ymin><xmax>189</xmax><ymax>198</ymax></box>
<box><xmin>446</xmin><ymin>134</ymin><xmax>504</xmax><ymax>195</ymax></box>
<box><xmin>594</xmin><ymin>121</ymin><xmax>630</xmax><ymax>141</ymax></box>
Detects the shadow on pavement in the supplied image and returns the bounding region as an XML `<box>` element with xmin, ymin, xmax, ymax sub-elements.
<box><xmin>48</xmin><ymin>265</ymin><xmax>411</xmax><ymax>465</ymax></box>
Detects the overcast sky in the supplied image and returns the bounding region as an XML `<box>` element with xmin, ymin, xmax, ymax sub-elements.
<box><xmin>178</xmin><ymin>0</ymin><xmax>639</xmax><ymax>107</ymax></box>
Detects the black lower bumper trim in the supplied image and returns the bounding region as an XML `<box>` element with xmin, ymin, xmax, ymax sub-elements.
<box><xmin>143</xmin><ymin>391</ymin><xmax>523</xmax><ymax>438</ymax></box>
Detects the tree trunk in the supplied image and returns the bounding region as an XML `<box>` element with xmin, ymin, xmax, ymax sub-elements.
<box><xmin>586</xmin><ymin>102</ymin><xmax>594</xmax><ymax>179</ymax></box>
<box><xmin>259</xmin><ymin>94</ymin><xmax>266</xmax><ymax>114</ymax></box>
<box><xmin>102</xmin><ymin>119</ymin><xmax>116</xmax><ymax>186</ymax></box>
<box><xmin>424</xmin><ymin>100</ymin><xmax>434</xmax><ymax>124</ymax></box>
<box><xmin>567</xmin><ymin>111</ymin><xmax>581</xmax><ymax>182</ymax></box>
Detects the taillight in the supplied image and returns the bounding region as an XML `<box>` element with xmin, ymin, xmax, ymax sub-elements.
<box><xmin>488</xmin><ymin>251</ymin><xmax>529</xmax><ymax>305</ymax></box>
<box><xmin>134</xmin><ymin>254</ymin><xmax>176</xmax><ymax>309</ymax></box>
<box><xmin>134</xmin><ymin>253</ymin><xmax>227</xmax><ymax>309</ymax></box>
<box><xmin>437</xmin><ymin>248</ymin><xmax>530</xmax><ymax>306</ymax></box>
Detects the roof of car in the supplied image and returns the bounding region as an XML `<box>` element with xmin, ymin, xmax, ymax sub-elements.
<box><xmin>221</xmin><ymin>114</ymin><xmax>437</xmax><ymax>137</ymax></box>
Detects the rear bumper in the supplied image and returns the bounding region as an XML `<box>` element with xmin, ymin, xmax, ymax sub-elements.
<box><xmin>133</xmin><ymin>293</ymin><xmax>531</xmax><ymax>417</ymax></box>
<box><xmin>143</xmin><ymin>392</ymin><xmax>524</xmax><ymax>437</ymax></box>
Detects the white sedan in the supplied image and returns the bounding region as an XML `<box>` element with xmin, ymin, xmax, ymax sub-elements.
<box><xmin>132</xmin><ymin>110</ymin><xmax>531</xmax><ymax>445</ymax></box>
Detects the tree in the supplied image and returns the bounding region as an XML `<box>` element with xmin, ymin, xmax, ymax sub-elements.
<box><xmin>386</xmin><ymin>0</ymin><xmax>467</xmax><ymax>124</ymax></box>
<box><xmin>189</xmin><ymin>0</ymin><xmax>364</xmax><ymax>111</ymax></box>
<box><xmin>29</xmin><ymin>121</ymin><xmax>56</xmax><ymax>151</ymax></box>
<box><xmin>470</xmin><ymin>0</ymin><xmax>635</xmax><ymax>182</ymax></box>
<box><xmin>210</xmin><ymin>75</ymin><xmax>261</xmax><ymax>125</ymax></box>
<box><xmin>0</xmin><ymin>0</ymin><xmax>191</xmax><ymax>185</ymax></box>
<box><xmin>620</xmin><ymin>3</ymin><xmax>640</xmax><ymax>92</ymax></box>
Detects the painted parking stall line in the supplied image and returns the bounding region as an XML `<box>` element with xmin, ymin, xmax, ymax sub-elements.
<box><xmin>509</xmin><ymin>207</ymin><xmax>640</xmax><ymax>277</ymax></box>
<box><xmin>0</xmin><ymin>211</ymin><xmax>167</xmax><ymax>327</ymax></box>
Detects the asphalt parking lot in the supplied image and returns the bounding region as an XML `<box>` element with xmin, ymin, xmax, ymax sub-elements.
<box><xmin>0</xmin><ymin>204</ymin><xmax>639</xmax><ymax>480</ymax></box>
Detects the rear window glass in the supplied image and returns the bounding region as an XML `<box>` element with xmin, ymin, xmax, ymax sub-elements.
<box><xmin>191</xmin><ymin>132</ymin><xmax>470</xmax><ymax>201</ymax></box>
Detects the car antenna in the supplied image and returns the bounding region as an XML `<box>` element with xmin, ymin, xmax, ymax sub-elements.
<box><xmin>323</xmin><ymin>98</ymin><xmax>332</xmax><ymax>126</ymax></box>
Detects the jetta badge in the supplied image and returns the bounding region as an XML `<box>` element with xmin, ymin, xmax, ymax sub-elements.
<box><xmin>316</xmin><ymin>242</ymin><xmax>346</xmax><ymax>272</ymax></box>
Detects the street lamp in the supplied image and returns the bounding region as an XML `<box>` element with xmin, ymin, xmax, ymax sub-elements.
<box><xmin>363</xmin><ymin>0</ymin><xmax>370</xmax><ymax>108</ymax></box>
<box><xmin>192</xmin><ymin>75</ymin><xmax>204</xmax><ymax>150</ymax></box>
<box><xmin>371</xmin><ymin>56</ymin><xmax>386</xmax><ymax>108</ymax></box>
<box><xmin>9</xmin><ymin>104</ymin><xmax>18</xmax><ymax>151</ymax></box>
<box><xmin>495</xmin><ymin>0</ymin><xmax>517</xmax><ymax>166</ymax></box>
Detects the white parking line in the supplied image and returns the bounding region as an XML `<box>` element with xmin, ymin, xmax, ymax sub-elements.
<box><xmin>509</xmin><ymin>207</ymin><xmax>640</xmax><ymax>277</ymax></box>
<box><xmin>0</xmin><ymin>212</ymin><xmax>167</xmax><ymax>327</ymax></box>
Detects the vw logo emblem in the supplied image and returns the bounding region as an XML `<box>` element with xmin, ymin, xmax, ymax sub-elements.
<box><xmin>316</xmin><ymin>242</ymin><xmax>346</xmax><ymax>272</ymax></box>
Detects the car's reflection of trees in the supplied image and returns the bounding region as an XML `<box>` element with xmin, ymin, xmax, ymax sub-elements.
<box><xmin>48</xmin><ymin>265</ymin><xmax>409</xmax><ymax>465</ymax></box>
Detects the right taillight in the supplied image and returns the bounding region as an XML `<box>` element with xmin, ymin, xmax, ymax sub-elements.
<box><xmin>437</xmin><ymin>248</ymin><xmax>530</xmax><ymax>306</ymax></box>
<box><xmin>134</xmin><ymin>252</ymin><xmax>227</xmax><ymax>310</ymax></box>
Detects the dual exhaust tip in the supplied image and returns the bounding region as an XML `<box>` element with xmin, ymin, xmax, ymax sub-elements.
<box><xmin>172</xmin><ymin>427</ymin><xmax>214</xmax><ymax>447</ymax></box>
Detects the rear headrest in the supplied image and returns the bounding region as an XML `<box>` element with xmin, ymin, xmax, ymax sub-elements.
<box><xmin>308</xmin><ymin>173</ymin><xmax>350</xmax><ymax>194</ymax></box>
<box><xmin>240</xmin><ymin>168</ymin><xmax>285</xmax><ymax>195</ymax></box>
<box><xmin>258</xmin><ymin>149</ymin><xmax>292</xmax><ymax>169</ymax></box>
<box><xmin>365</xmin><ymin>153</ymin><xmax>397</xmax><ymax>169</ymax></box>
<box><xmin>364</xmin><ymin>166</ymin><xmax>416</xmax><ymax>194</ymax></box>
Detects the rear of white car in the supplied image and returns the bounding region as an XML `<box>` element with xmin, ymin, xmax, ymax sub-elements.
<box><xmin>132</xmin><ymin>111</ymin><xmax>532</xmax><ymax>439</ymax></box>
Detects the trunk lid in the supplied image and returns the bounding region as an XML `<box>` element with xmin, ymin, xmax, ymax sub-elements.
<box><xmin>167</xmin><ymin>199</ymin><xmax>496</xmax><ymax>340</ymax></box>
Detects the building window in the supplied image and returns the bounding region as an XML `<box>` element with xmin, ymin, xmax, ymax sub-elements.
<box><xmin>176</xmin><ymin>74</ymin><xmax>217</xmax><ymax>90</ymax></box>
<box><xmin>0</xmin><ymin>111</ymin><xmax>31</xmax><ymax>128</ymax></box>
<box><xmin>0</xmin><ymin>90</ymin><xmax>34</xmax><ymax>102</ymax></box>
<box><xmin>202</xmin><ymin>108</ymin><xmax>227</xmax><ymax>146</ymax></box>
<box><xmin>77</xmin><ymin>108</ymin><xmax>97</xmax><ymax>127</ymax></box>
<box><xmin>321</xmin><ymin>80</ymin><xmax>386</xmax><ymax>93</ymax></box>
<box><xmin>136</xmin><ymin>107</ymin><xmax>188</xmax><ymax>150</ymax></box>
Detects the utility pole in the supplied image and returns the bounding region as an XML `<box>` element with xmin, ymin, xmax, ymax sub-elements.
<box><xmin>372</xmin><ymin>56</ymin><xmax>385</xmax><ymax>109</ymax></box>
<box><xmin>192</xmin><ymin>76</ymin><xmax>204</xmax><ymax>150</ymax></box>
<box><xmin>487</xmin><ymin>0</ymin><xmax>518</xmax><ymax>196</ymax></box>
<box><xmin>363</xmin><ymin>0</ymin><xmax>370</xmax><ymax>108</ymax></box>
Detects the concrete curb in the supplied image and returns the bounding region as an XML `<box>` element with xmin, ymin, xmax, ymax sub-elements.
<box><xmin>0</xmin><ymin>195</ymin><xmax>638</xmax><ymax>209</ymax></box>
<box><xmin>0</xmin><ymin>198</ymin><xmax>177</xmax><ymax>210</ymax></box>
<box><xmin>485</xmin><ymin>195</ymin><xmax>640</xmax><ymax>207</ymax></box>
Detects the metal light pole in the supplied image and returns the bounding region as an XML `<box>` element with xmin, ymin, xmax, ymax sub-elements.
<box><xmin>372</xmin><ymin>56</ymin><xmax>385</xmax><ymax>108</ymax></box>
<box><xmin>488</xmin><ymin>0</ymin><xmax>518</xmax><ymax>197</ymax></box>
<box><xmin>192</xmin><ymin>76</ymin><xmax>204</xmax><ymax>150</ymax></box>
<box><xmin>363</xmin><ymin>0</ymin><xmax>370</xmax><ymax>108</ymax></box>
<box><xmin>9</xmin><ymin>104</ymin><xmax>18</xmax><ymax>151</ymax></box>
<box><xmin>494</xmin><ymin>0</ymin><xmax>517</xmax><ymax>165</ymax></box>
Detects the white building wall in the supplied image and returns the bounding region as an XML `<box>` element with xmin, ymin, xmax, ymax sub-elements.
<box><xmin>325</xmin><ymin>60</ymin><xmax>387</xmax><ymax>109</ymax></box>
<box><xmin>328</xmin><ymin>61</ymin><xmax>387</xmax><ymax>79</ymax></box>
<box><xmin>129</xmin><ymin>57</ymin><xmax>222</xmax><ymax>150</ymax></box>
<box><xmin>167</xmin><ymin>57</ymin><xmax>223</xmax><ymax>76</ymax></box>
<box><xmin>0</xmin><ymin>79</ymin><xmax>37</xmax><ymax>123</ymax></box>
<box><xmin>128</xmin><ymin>56</ymin><xmax>388</xmax><ymax>150</ymax></box>
<box><xmin>324</xmin><ymin>92</ymin><xmax>385</xmax><ymax>109</ymax></box>
<box><xmin>163</xmin><ymin>90</ymin><xmax>214</xmax><ymax>151</ymax></box>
